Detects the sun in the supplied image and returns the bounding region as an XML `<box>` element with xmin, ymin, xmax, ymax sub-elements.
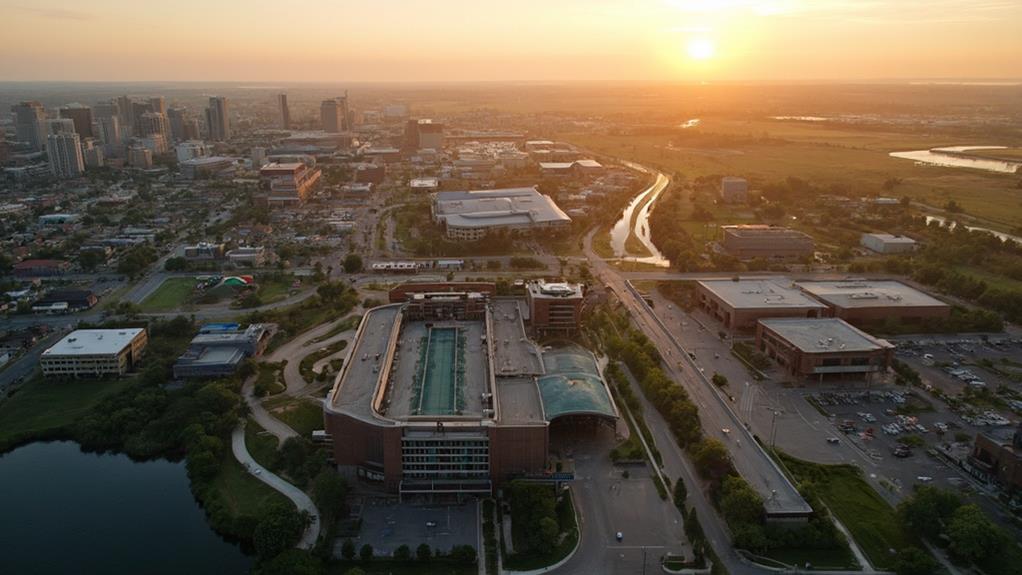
<box><xmin>686</xmin><ymin>37</ymin><xmax>716</xmax><ymax>61</ymax></box>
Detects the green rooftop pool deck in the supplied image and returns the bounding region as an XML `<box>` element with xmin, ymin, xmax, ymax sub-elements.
<box><xmin>413</xmin><ymin>327</ymin><xmax>466</xmax><ymax>415</ymax></box>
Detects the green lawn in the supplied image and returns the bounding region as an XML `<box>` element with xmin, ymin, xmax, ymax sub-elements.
<box><xmin>211</xmin><ymin>448</ymin><xmax>292</xmax><ymax>519</ymax></box>
<box><xmin>245</xmin><ymin>417</ymin><xmax>280</xmax><ymax>471</ymax></box>
<box><xmin>265</xmin><ymin>397</ymin><xmax>325</xmax><ymax>437</ymax></box>
<box><xmin>759</xmin><ymin>546</ymin><xmax>858</xmax><ymax>571</ymax></box>
<box><xmin>256</xmin><ymin>275</ymin><xmax>298</xmax><ymax>304</ymax></box>
<box><xmin>775</xmin><ymin>451</ymin><xmax>923</xmax><ymax>570</ymax></box>
<box><xmin>0</xmin><ymin>375</ymin><xmax>136</xmax><ymax>452</ymax></box>
<box><xmin>140</xmin><ymin>277</ymin><xmax>197</xmax><ymax>312</ymax></box>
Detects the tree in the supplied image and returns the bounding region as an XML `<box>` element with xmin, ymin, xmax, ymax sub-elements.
<box><xmin>256</xmin><ymin>549</ymin><xmax>324</xmax><ymax>575</ymax></box>
<box><xmin>359</xmin><ymin>544</ymin><xmax>374</xmax><ymax>562</ymax></box>
<box><xmin>537</xmin><ymin>517</ymin><xmax>559</xmax><ymax>554</ymax></box>
<box><xmin>310</xmin><ymin>471</ymin><xmax>348</xmax><ymax>522</ymax></box>
<box><xmin>897</xmin><ymin>485</ymin><xmax>962</xmax><ymax>540</ymax></box>
<box><xmin>342</xmin><ymin>569</ymin><xmax>365</xmax><ymax>575</ymax></box>
<box><xmin>343</xmin><ymin>254</ymin><xmax>364</xmax><ymax>273</ymax></box>
<box><xmin>341</xmin><ymin>538</ymin><xmax>356</xmax><ymax>560</ymax></box>
<box><xmin>893</xmin><ymin>547</ymin><xmax>938</xmax><ymax>575</ymax></box>
<box><xmin>164</xmin><ymin>256</ymin><xmax>187</xmax><ymax>271</ymax></box>
<box><xmin>449</xmin><ymin>544</ymin><xmax>478</xmax><ymax>564</ymax></box>
<box><xmin>416</xmin><ymin>543</ymin><xmax>432</xmax><ymax>562</ymax></box>
<box><xmin>393</xmin><ymin>544</ymin><xmax>411</xmax><ymax>561</ymax></box>
<box><xmin>691</xmin><ymin>438</ymin><xmax>733</xmax><ymax>484</ymax></box>
<box><xmin>254</xmin><ymin>504</ymin><xmax>306</xmax><ymax>559</ymax></box>
<box><xmin>946</xmin><ymin>504</ymin><xmax>1006</xmax><ymax>563</ymax></box>
<box><xmin>720</xmin><ymin>476</ymin><xmax>765</xmax><ymax>527</ymax></box>
<box><xmin>185</xmin><ymin>449</ymin><xmax>219</xmax><ymax>483</ymax></box>
<box><xmin>711</xmin><ymin>373</ymin><xmax>728</xmax><ymax>387</ymax></box>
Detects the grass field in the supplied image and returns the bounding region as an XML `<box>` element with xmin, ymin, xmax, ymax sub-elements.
<box><xmin>212</xmin><ymin>447</ymin><xmax>291</xmax><ymax>519</ymax></box>
<box><xmin>264</xmin><ymin>396</ymin><xmax>325</xmax><ymax>437</ymax></box>
<box><xmin>558</xmin><ymin>118</ymin><xmax>1022</xmax><ymax>230</ymax></box>
<box><xmin>245</xmin><ymin>417</ymin><xmax>280</xmax><ymax>471</ymax></box>
<box><xmin>775</xmin><ymin>451</ymin><xmax>923</xmax><ymax>570</ymax></box>
<box><xmin>0</xmin><ymin>375</ymin><xmax>136</xmax><ymax>452</ymax></box>
<box><xmin>256</xmin><ymin>275</ymin><xmax>297</xmax><ymax>304</ymax></box>
<box><xmin>140</xmin><ymin>277</ymin><xmax>197</xmax><ymax>312</ymax></box>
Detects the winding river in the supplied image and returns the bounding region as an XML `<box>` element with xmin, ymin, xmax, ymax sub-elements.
<box><xmin>0</xmin><ymin>441</ymin><xmax>252</xmax><ymax>575</ymax></box>
<box><xmin>609</xmin><ymin>162</ymin><xmax>671</xmax><ymax>267</ymax></box>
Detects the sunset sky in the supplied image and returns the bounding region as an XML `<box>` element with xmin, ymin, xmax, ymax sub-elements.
<box><xmin>2</xmin><ymin>0</ymin><xmax>1020</xmax><ymax>82</ymax></box>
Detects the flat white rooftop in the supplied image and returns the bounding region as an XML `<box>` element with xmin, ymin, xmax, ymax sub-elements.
<box><xmin>759</xmin><ymin>318</ymin><xmax>893</xmax><ymax>354</ymax></box>
<box><xmin>862</xmin><ymin>233</ymin><xmax>916</xmax><ymax>244</ymax></box>
<box><xmin>434</xmin><ymin>187</ymin><xmax>570</xmax><ymax>229</ymax></box>
<box><xmin>43</xmin><ymin>328</ymin><xmax>144</xmax><ymax>356</ymax></box>
<box><xmin>796</xmin><ymin>280</ymin><xmax>947</xmax><ymax>309</ymax></box>
<box><xmin>698</xmin><ymin>278</ymin><xmax>827</xmax><ymax>310</ymax></box>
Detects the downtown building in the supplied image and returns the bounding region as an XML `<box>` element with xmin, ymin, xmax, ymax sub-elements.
<box><xmin>205</xmin><ymin>96</ymin><xmax>230</xmax><ymax>141</ymax></box>
<box><xmin>46</xmin><ymin>132</ymin><xmax>85</xmax><ymax>179</ymax></box>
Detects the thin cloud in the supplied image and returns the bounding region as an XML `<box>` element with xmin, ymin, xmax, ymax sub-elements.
<box><xmin>13</xmin><ymin>5</ymin><xmax>93</xmax><ymax>21</ymax></box>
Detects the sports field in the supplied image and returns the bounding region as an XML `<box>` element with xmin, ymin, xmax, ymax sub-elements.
<box><xmin>416</xmin><ymin>327</ymin><xmax>460</xmax><ymax>415</ymax></box>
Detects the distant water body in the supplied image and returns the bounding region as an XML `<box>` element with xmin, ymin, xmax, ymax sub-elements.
<box><xmin>889</xmin><ymin>146</ymin><xmax>1021</xmax><ymax>174</ymax></box>
<box><xmin>0</xmin><ymin>441</ymin><xmax>252</xmax><ymax>575</ymax></box>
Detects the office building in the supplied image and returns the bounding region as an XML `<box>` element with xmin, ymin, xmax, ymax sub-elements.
<box><xmin>59</xmin><ymin>104</ymin><xmax>94</xmax><ymax>139</ymax></box>
<box><xmin>323</xmin><ymin>289</ymin><xmax>618</xmax><ymax>495</ymax></box>
<box><xmin>755</xmin><ymin>318</ymin><xmax>894</xmax><ymax>380</ymax></box>
<box><xmin>47</xmin><ymin>118</ymin><xmax>76</xmax><ymax>135</ymax></box>
<box><xmin>82</xmin><ymin>139</ymin><xmax>105</xmax><ymax>168</ymax></box>
<box><xmin>969</xmin><ymin>425</ymin><xmax>1022</xmax><ymax>493</ymax></box>
<box><xmin>116</xmin><ymin>95</ymin><xmax>134</xmax><ymax>130</ymax></box>
<box><xmin>180</xmin><ymin>156</ymin><xmax>235</xmax><ymax>179</ymax></box>
<box><xmin>721</xmin><ymin>225</ymin><xmax>815</xmax><ymax>260</ymax></box>
<box><xmin>127</xmin><ymin>146</ymin><xmax>153</xmax><ymax>169</ymax></box>
<box><xmin>696</xmin><ymin>278</ymin><xmax>828</xmax><ymax>331</ymax></box>
<box><xmin>320</xmin><ymin>96</ymin><xmax>348</xmax><ymax>133</ymax></box>
<box><xmin>12</xmin><ymin>101</ymin><xmax>47</xmax><ymax>151</ymax></box>
<box><xmin>260</xmin><ymin>162</ymin><xmax>323</xmax><ymax>207</ymax></box>
<box><xmin>860</xmin><ymin>233</ymin><xmax>917</xmax><ymax>254</ymax></box>
<box><xmin>405</xmin><ymin>118</ymin><xmax>444</xmax><ymax>151</ymax></box>
<box><xmin>226</xmin><ymin>246</ymin><xmax>267</xmax><ymax>266</ymax></box>
<box><xmin>94</xmin><ymin>100</ymin><xmax>119</xmax><ymax>122</ymax></box>
<box><xmin>138</xmin><ymin>111</ymin><xmax>170</xmax><ymax>139</ymax></box>
<box><xmin>720</xmin><ymin>176</ymin><xmax>749</xmax><ymax>203</ymax></box>
<box><xmin>183</xmin><ymin>242</ymin><xmax>226</xmax><ymax>260</ymax></box>
<box><xmin>0</xmin><ymin>130</ymin><xmax>8</xmax><ymax>164</ymax></box>
<box><xmin>131</xmin><ymin>100</ymin><xmax>154</xmax><ymax>136</ymax></box>
<box><xmin>175</xmin><ymin>140</ymin><xmax>212</xmax><ymax>162</ymax></box>
<box><xmin>167</xmin><ymin>107</ymin><xmax>189</xmax><ymax>142</ymax></box>
<box><xmin>432</xmin><ymin>187</ymin><xmax>571</xmax><ymax>241</ymax></box>
<box><xmin>796</xmin><ymin>280</ymin><xmax>951</xmax><ymax>325</ymax></box>
<box><xmin>41</xmin><ymin>328</ymin><xmax>148</xmax><ymax>378</ymax></box>
<box><xmin>46</xmin><ymin>132</ymin><xmax>85</xmax><ymax>179</ymax></box>
<box><xmin>173</xmin><ymin>323</ymin><xmax>272</xmax><ymax>379</ymax></box>
<box><xmin>97</xmin><ymin>116</ymin><xmax>121</xmax><ymax>152</ymax></box>
<box><xmin>205</xmin><ymin>96</ymin><xmax>230</xmax><ymax>141</ymax></box>
<box><xmin>526</xmin><ymin>281</ymin><xmax>585</xmax><ymax>335</ymax></box>
<box><xmin>277</xmin><ymin>94</ymin><xmax>291</xmax><ymax>130</ymax></box>
<box><xmin>148</xmin><ymin>96</ymin><xmax>166</xmax><ymax>115</ymax></box>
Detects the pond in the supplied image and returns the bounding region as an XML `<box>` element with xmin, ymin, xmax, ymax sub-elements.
<box><xmin>889</xmin><ymin>146</ymin><xmax>1021</xmax><ymax>174</ymax></box>
<box><xmin>0</xmin><ymin>441</ymin><xmax>253</xmax><ymax>575</ymax></box>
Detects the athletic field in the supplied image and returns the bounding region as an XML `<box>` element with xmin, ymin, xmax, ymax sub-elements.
<box><xmin>417</xmin><ymin>327</ymin><xmax>460</xmax><ymax>415</ymax></box>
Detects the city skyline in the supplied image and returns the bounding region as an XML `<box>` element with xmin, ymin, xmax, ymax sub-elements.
<box><xmin>1</xmin><ymin>0</ymin><xmax>1020</xmax><ymax>82</ymax></box>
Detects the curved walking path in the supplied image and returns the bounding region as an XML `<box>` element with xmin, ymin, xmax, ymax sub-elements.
<box><xmin>242</xmin><ymin>378</ymin><xmax>299</xmax><ymax>442</ymax></box>
<box><xmin>231</xmin><ymin>422</ymin><xmax>321</xmax><ymax>549</ymax></box>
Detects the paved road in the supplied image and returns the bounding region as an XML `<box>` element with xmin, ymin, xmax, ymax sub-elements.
<box><xmin>0</xmin><ymin>330</ymin><xmax>68</xmax><ymax>393</ymax></box>
<box><xmin>231</xmin><ymin>422</ymin><xmax>320</xmax><ymax>549</ymax></box>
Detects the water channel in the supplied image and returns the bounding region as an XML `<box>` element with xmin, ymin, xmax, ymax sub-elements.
<box><xmin>609</xmin><ymin>162</ymin><xmax>671</xmax><ymax>267</ymax></box>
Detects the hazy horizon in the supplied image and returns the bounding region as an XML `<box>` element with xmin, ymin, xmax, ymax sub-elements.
<box><xmin>3</xmin><ymin>0</ymin><xmax>1020</xmax><ymax>83</ymax></box>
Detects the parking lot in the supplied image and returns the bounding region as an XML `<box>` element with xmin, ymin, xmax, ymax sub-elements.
<box><xmin>347</xmin><ymin>498</ymin><xmax>479</xmax><ymax>557</ymax></box>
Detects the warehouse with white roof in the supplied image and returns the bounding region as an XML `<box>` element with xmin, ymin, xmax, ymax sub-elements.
<box><xmin>432</xmin><ymin>187</ymin><xmax>571</xmax><ymax>241</ymax></box>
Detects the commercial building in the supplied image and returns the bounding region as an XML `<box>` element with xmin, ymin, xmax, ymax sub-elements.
<box><xmin>409</xmin><ymin>177</ymin><xmax>439</xmax><ymax>191</ymax></box>
<box><xmin>176</xmin><ymin>141</ymin><xmax>212</xmax><ymax>162</ymax></box>
<box><xmin>127</xmin><ymin>146</ymin><xmax>153</xmax><ymax>169</ymax></box>
<box><xmin>173</xmin><ymin>323</ymin><xmax>272</xmax><ymax>379</ymax></box>
<box><xmin>41</xmin><ymin>328</ymin><xmax>148</xmax><ymax>378</ymax></box>
<box><xmin>180</xmin><ymin>156</ymin><xmax>235</xmax><ymax>179</ymax></box>
<box><xmin>205</xmin><ymin>96</ymin><xmax>230</xmax><ymax>141</ymax></box>
<box><xmin>721</xmin><ymin>225</ymin><xmax>815</xmax><ymax>261</ymax></box>
<box><xmin>860</xmin><ymin>233</ymin><xmax>917</xmax><ymax>254</ymax></box>
<box><xmin>82</xmin><ymin>139</ymin><xmax>104</xmax><ymax>168</ymax></box>
<box><xmin>405</xmin><ymin>119</ymin><xmax>444</xmax><ymax>151</ymax></box>
<box><xmin>138</xmin><ymin>111</ymin><xmax>170</xmax><ymax>140</ymax></box>
<box><xmin>46</xmin><ymin>132</ymin><xmax>85</xmax><ymax>179</ymax></box>
<box><xmin>432</xmin><ymin>187</ymin><xmax>571</xmax><ymax>241</ymax></box>
<box><xmin>969</xmin><ymin>425</ymin><xmax>1022</xmax><ymax>494</ymax></box>
<box><xmin>184</xmin><ymin>242</ymin><xmax>225</xmax><ymax>260</ymax></box>
<box><xmin>526</xmin><ymin>281</ymin><xmax>584</xmax><ymax>335</ymax></box>
<box><xmin>795</xmin><ymin>280</ymin><xmax>950</xmax><ymax>325</ymax></box>
<box><xmin>59</xmin><ymin>104</ymin><xmax>94</xmax><ymax>139</ymax></box>
<box><xmin>260</xmin><ymin>162</ymin><xmax>323</xmax><ymax>206</ymax></box>
<box><xmin>32</xmin><ymin>289</ymin><xmax>97</xmax><ymax>313</ymax></box>
<box><xmin>755</xmin><ymin>318</ymin><xmax>894</xmax><ymax>380</ymax></box>
<box><xmin>12</xmin><ymin>259</ymin><xmax>71</xmax><ymax>278</ymax></box>
<box><xmin>167</xmin><ymin>107</ymin><xmax>191</xmax><ymax>142</ymax></box>
<box><xmin>387</xmin><ymin>282</ymin><xmax>497</xmax><ymax>303</ymax></box>
<box><xmin>323</xmin><ymin>289</ymin><xmax>618</xmax><ymax>495</ymax></box>
<box><xmin>278</xmin><ymin>94</ymin><xmax>291</xmax><ymax>130</ymax></box>
<box><xmin>226</xmin><ymin>246</ymin><xmax>267</xmax><ymax>266</ymax></box>
<box><xmin>12</xmin><ymin>101</ymin><xmax>46</xmax><ymax>151</ymax></box>
<box><xmin>720</xmin><ymin>176</ymin><xmax>748</xmax><ymax>203</ymax></box>
<box><xmin>696</xmin><ymin>278</ymin><xmax>828</xmax><ymax>331</ymax></box>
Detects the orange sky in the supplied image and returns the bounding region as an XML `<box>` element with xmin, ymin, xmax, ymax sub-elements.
<box><xmin>1</xmin><ymin>0</ymin><xmax>1020</xmax><ymax>82</ymax></box>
